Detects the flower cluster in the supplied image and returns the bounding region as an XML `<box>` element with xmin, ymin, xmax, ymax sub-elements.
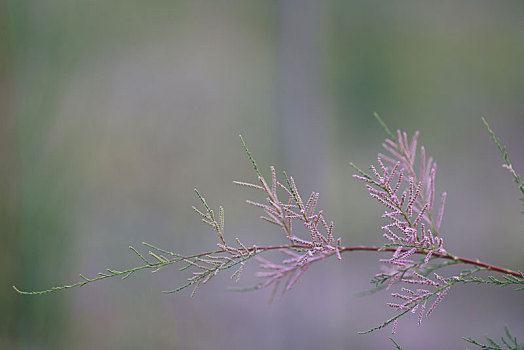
<box><xmin>234</xmin><ymin>143</ymin><xmax>342</xmax><ymax>296</ymax></box>
<box><xmin>354</xmin><ymin>129</ymin><xmax>455</xmax><ymax>333</ymax></box>
<box><xmin>388</xmin><ymin>270</ymin><xmax>452</xmax><ymax>332</ymax></box>
<box><xmin>13</xmin><ymin>120</ymin><xmax>524</xmax><ymax>348</ymax></box>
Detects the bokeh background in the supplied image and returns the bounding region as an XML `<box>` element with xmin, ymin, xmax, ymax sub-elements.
<box><xmin>1</xmin><ymin>1</ymin><xmax>523</xmax><ymax>349</ymax></box>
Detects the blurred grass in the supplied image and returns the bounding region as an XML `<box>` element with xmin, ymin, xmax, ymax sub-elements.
<box><xmin>0</xmin><ymin>1</ymin><xmax>17</xmax><ymax>347</ymax></box>
<box><xmin>3</xmin><ymin>1</ymin><xmax>79</xmax><ymax>348</ymax></box>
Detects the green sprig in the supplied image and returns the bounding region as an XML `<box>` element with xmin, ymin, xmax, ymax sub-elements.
<box><xmin>454</xmin><ymin>273</ymin><xmax>524</xmax><ymax>291</ymax></box>
<box><xmin>374</xmin><ymin>112</ymin><xmax>395</xmax><ymax>140</ymax></box>
<box><xmin>482</xmin><ymin>117</ymin><xmax>524</xmax><ymax>213</ymax></box>
<box><xmin>239</xmin><ymin>134</ymin><xmax>262</xmax><ymax>177</ymax></box>
<box><xmin>390</xmin><ymin>338</ymin><xmax>403</xmax><ymax>350</ymax></box>
<box><xmin>359</xmin><ymin>268</ymin><xmax>481</xmax><ymax>334</ymax></box>
<box><xmin>349</xmin><ymin>162</ymin><xmax>373</xmax><ymax>181</ymax></box>
<box><xmin>463</xmin><ymin>326</ymin><xmax>523</xmax><ymax>350</ymax></box>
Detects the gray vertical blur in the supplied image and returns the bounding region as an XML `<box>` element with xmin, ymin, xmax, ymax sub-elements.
<box><xmin>3</xmin><ymin>1</ymin><xmax>82</xmax><ymax>348</ymax></box>
<box><xmin>0</xmin><ymin>1</ymin><xmax>72</xmax><ymax>349</ymax></box>
<box><xmin>0</xmin><ymin>1</ymin><xmax>18</xmax><ymax>347</ymax></box>
<box><xmin>277</xmin><ymin>0</ymin><xmax>329</xmax><ymax>191</ymax></box>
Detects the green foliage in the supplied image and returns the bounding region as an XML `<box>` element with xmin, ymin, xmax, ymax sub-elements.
<box><xmin>349</xmin><ymin>162</ymin><xmax>372</xmax><ymax>181</ymax></box>
<box><xmin>12</xmin><ymin>120</ymin><xmax>524</xmax><ymax>348</ymax></box>
<box><xmin>482</xmin><ymin>118</ymin><xmax>524</xmax><ymax>213</ymax></box>
<box><xmin>12</xmin><ymin>242</ymin><xmax>184</xmax><ymax>295</ymax></box>
<box><xmin>374</xmin><ymin>112</ymin><xmax>395</xmax><ymax>140</ymax></box>
<box><xmin>390</xmin><ymin>337</ymin><xmax>403</xmax><ymax>350</ymax></box>
<box><xmin>360</xmin><ymin>260</ymin><xmax>459</xmax><ymax>297</ymax></box>
<box><xmin>359</xmin><ymin>269</ymin><xmax>481</xmax><ymax>335</ymax></box>
<box><xmin>11</xmin><ymin>138</ymin><xmax>272</xmax><ymax>298</ymax></box>
<box><xmin>239</xmin><ymin>134</ymin><xmax>262</xmax><ymax>178</ymax></box>
<box><xmin>454</xmin><ymin>273</ymin><xmax>524</xmax><ymax>291</ymax></box>
<box><xmin>464</xmin><ymin>326</ymin><xmax>524</xmax><ymax>350</ymax></box>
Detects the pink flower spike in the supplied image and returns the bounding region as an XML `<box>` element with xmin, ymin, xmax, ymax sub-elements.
<box><xmin>352</xmin><ymin>174</ymin><xmax>375</xmax><ymax>183</ymax></box>
<box><xmin>427</xmin><ymin>287</ymin><xmax>451</xmax><ymax>317</ymax></box>
<box><xmin>233</xmin><ymin>181</ymin><xmax>264</xmax><ymax>190</ymax></box>
<box><xmin>270</xmin><ymin>166</ymin><xmax>277</xmax><ymax>199</ymax></box>
<box><xmin>428</xmin><ymin>166</ymin><xmax>437</xmax><ymax>210</ymax></box>
<box><xmin>388</xmin><ymin>230</ymin><xmax>403</xmax><ymax>242</ymax></box>
<box><xmin>419</xmin><ymin>146</ymin><xmax>426</xmax><ymax>186</ymax></box>
<box><xmin>424</xmin><ymin>251</ymin><xmax>433</xmax><ymax>264</ymax></box>
<box><xmin>377</xmin><ymin>157</ymin><xmax>387</xmax><ymax>177</ymax></box>
<box><xmin>436</xmin><ymin>192</ymin><xmax>447</xmax><ymax>230</ymax></box>
<box><xmin>377</xmin><ymin>152</ymin><xmax>397</xmax><ymax>165</ymax></box>
<box><xmin>383</xmin><ymin>233</ymin><xmax>396</xmax><ymax>243</ymax></box>
<box><xmin>418</xmin><ymin>301</ymin><xmax>426</xmax><ymax>325</ymax></box>
<box><xmin>424</xmin><ymin>157</ymin><xmax>433</xmax><ymax>187</ymax></box>
<box><xmin>249</xmin><ymin>200</ymin><xmax>273</xmax><ymax>212</ymax></box>
<box><xmin>397</xmin><ymin>248</ymin><xmax>416</xmax><ymax>260</ymax></box>
<box><xmin>382</xmin><ymin>144</ymin><xmax>405</xmax><ymax>167</ymax></box>
<box><xmin>428</xmin><ymin>229</ymin><xmax>435</xmax><ymax>246</ymax></box>
<box><xmin>403</xmin><ymin>272</ymin><xmax>438</xmax><ymax>287</ymax></box>
<box><xmin>304</xmin><ymin>192</ymin><xmax>319</xmax><ymax>217</ymax></box>
<box><xmin>370</xmin><ymin>165</ymin><xmax>382</xmax><ymax>181</ymax></box>
<box><xmin>393</xmin><ymin>246</ymin><xmax>403</xmax><ymax>258</ymax></box>
<box><xmin>286</xmin><ymin>265</ymin><xmax>308</xmax><ymax>291</ymax></box>
<box><xmin>399</xmin><ymin>191</ymin><xmax>407</xmax><ymax>207</ymax></box>
<box><xmin>402</xmin><ymin>131</ymin><xmax>409</xmax><ymax>151</ymax></box>
<box><xmin>433</xmin><ymin>273</ymin><xmax>447</xmax><ymax>286</ymax></box>
<box><xmin>401</xmin><ymin>288</ymin><xmax>417</xmax><ymax>296</ymax></box>
<box><xmin>413</xmin><ymin>203</ymin><xmax>429</xmax><ymax>227</ymax></box>
<box><xmin>391</xmin><ymin>293</ymin><xmax>413</xmax><ymax>301</ymax></box>
<box><xmin>366</xmin><ymin>186</ymin><xmax>388</xmax><ymax>197</ymax></box>
<box><xmin>280</xmin><ymin>249</ymin><xmax>300</xmax><ymax>258</ymax></box>
<box><xmin>387</xmin><ymin>274</ymin><xmax>401</xmax><ymax>290</ymax></box>
<box><xmin>290</xmin><ymin>236</ymin><xmax>314</xmax><ymax>247</ymax></box>
<box><xmin>370</xmin><ymin>193</ymin><xmax>397</xmax><ymax>211</ymax></box>
<box><xmin>327</xmin><ymin>221</ymin><xmax>335</xmax><ymax>244</ymax></box>
<box><xmin>384</xmin><ymin>138</ymin><xmax>397</xmax><ymax>148</ymax></box>
<box><xmin>260</xmin><ymin>216</ymin><xmax>284</xmax><ymax>228</ymax></box>
<box><xmin>409</xmin><ymin>131</ymin><xmax>420</xmax><ymax>164</ymax></box>
<box><xmin>385</xmin><ymin>162</ymin><xmax>400</xmax><ymax>187</ymax></box>
<box><xmin>407</xmin><ymin>181</ymin><xmax>423</xmax><ymax>218</ymax></box>
<box><xmin>391</xmin><ymin>319</ymin><xmax>398</xmax><ymax>334</ymax></box>
<box><xmin>396</xmin><ymin>130</ymin><xmax>405</xmax><ymax>150</ymax></box>
<box><xmin>335</xmin><ymin>246</ymin><xmax>341</xmax><ymax>260</ymax></box>
<box><xmin>258</xmin><ymin>176</ymin><xmax>273</xmax><ymax>199</ymax></box>
<box><xmin>392</xmin><ymin>169</ymin><xmax>404</xmax><ymax>195</ymax></box>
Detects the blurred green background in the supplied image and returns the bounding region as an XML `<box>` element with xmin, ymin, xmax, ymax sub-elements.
<box><xmin>1</xmin><ymin>1</ymin><xmax>523</xmax><ymax>349</ymax></box>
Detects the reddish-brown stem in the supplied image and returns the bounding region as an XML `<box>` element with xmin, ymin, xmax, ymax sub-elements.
<box><xmin>184</xmin><ymin>244</ymin><xmax>521</xmax><ymax>278</ymax></box>
<box><xmin>233</xmin><ymin>244</ymin><xmax>522</xmax><ymax>278</ymax></box>
<box><xmin>337</xmin><ymin>246</ymin><xmax>522</xmax><ymax>277</ymax></box>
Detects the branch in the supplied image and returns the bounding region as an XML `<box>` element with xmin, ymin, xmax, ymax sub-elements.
<box><xmin>14</xmin><ymin>243</ymin><xmax>522</xmax><ymax>295</ymax></box>
<box><xmin>338</xmin><ymin>246</ymin><xmax>523</xmax><ymax>278</ymax></box>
